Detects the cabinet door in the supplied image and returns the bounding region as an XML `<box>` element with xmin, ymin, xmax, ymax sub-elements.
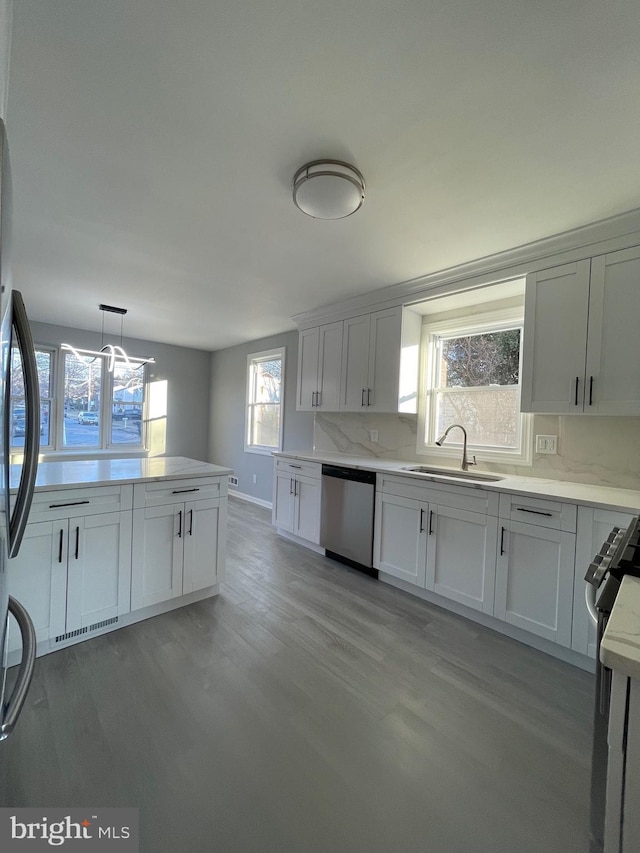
<box><xmin>426</xmin><ymin>506</ymin><xmax>498</xmax><ymax>614</ymax></box>
<box><xmin>373</xmin><ymin>492</ymin><xmax>427</xmax><ymax>586</ymax></box>
<box><xmin>183</xmin><ymin>498</ymin><xmax>222</xmax><ymax>593</ymax></box>
<box><xmin>296</xmin><ymin>327</ymin><xmax>320</xmax><ymax>411</ymax></box>
<box><xmin>367</xmin><ymin>307</ymin><xmax>402</xmax><ymax>412</ymax></box>
<box><xmin>66</xmin><ymin>511</ymin><xmax>132</xmax><ymax>632</ymax></box>
<box><xmin>131</xmin><ymin>504</ymin><xmax>183</xmax><ymax>610</ymax></box>
<box><xmin>585</xmin><ymin>246</ymin><xmax>640</xmax><ymax>415</ymax></box>
<box><xmin>293</xmin><ymin>476</ymin><xmax>321</xmax><ymax>544</ymax></box>
<box><xmin>341</xmin><ymin>314</ymin><xmax>371</xmax><ymax>410</ymax></box>
<box><xmin>573</xmin><ymin>506</ymin><xmax>633</xmax><ymax>658</ymax></box>
<box><xmin>6</xmin><ymin>521</ymin><xmax>65</xmax><ymax>652</ymax></box>
<box><xmin>272</xmin><ymin>472</ymin><xmax>295</xmax><ymax>533</ymax></box>
<box><xmin>316</xmin><ymin>321</ymin><xmax>343</xmax><ymax>411</ymax></box>
<box><xmin>521</xmin><ymin>260</ymin><xmax>590</xmax><ymax>413</ymax></box>
<box><xmin>494</xmin><ymin>520</ymin><xmax>575</xmax><ymax>646</ymax></box>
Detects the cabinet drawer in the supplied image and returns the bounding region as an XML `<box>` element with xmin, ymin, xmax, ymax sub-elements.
<box><xmin>498</xmin><ymin>493</ymin><xmax>577</xmax><ymax>532</ymax></box>
<box><xmin>133</xmin><ymin>476</ymin><xmax>225</xmax><ymax>509</ymax></box>
<box><xmin>274</xmin><ymin>458</ymin><xmax>321</xmax><ymax>480</ymax></box>
<box><xmin>377</xmin><ymin>473</ymin><xmax>498</xmax><ymax>516</ymax></box>
<box><xmin>28</xmin><ymin>484</ymin><xmax>132</xmax><ymax>522</ymax></box>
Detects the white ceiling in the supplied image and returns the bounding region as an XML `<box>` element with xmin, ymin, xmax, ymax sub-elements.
<box><xmin>6</xmin><ymin>0</ymin><xmax>640</xmax><ymax>352</ymax></box>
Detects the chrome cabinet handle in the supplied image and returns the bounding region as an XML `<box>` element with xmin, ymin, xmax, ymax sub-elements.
<box><xmin>178</xmin><ymin>510</ymin><xmax>183</xmax><ymax>538</ymax></box>
<box><xmin>1</xmin><ymin>597</ymin><xmax>36</xmax><ymax>738</ymax></box>
<box><xmin>9</xmin><ymin>291</ymin><xmax>40</xmax><ymax>558</ymax></box>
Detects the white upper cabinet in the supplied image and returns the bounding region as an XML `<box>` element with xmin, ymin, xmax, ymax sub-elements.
<box><xmin>296</xmin><ymin>321</ymin><xmax>343</xmax><ymax>412</ymax></box>
<box><xmin>521</xmin><ymin>245</ymin><xmax>640</xmax><ymax>414</ymax></box>
<box><xmin>340</xmin><ymin>306</ymin><xmax>420</xmax><ymax>413</ymax></box>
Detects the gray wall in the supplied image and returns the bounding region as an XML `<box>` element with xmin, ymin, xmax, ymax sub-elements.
<box><xmin>208</xmin><ymin>330</ymin><xmax>314</xmax><ymax>503</ymax></box>
<box><xmin>31</xmin><ymin>320</ymin><xmax>211</xmax><ymax>461</ymax></box>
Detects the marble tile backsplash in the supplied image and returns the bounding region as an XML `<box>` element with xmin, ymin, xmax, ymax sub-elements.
<box><xmin>314</xmin><ymin>412</ymin><xmax>640</xmax><ymax>490</ymax></box>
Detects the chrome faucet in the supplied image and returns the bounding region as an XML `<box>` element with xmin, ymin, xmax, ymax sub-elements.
<box><xmin>435</xmin><ymin>424</ymin><xmax>477</xmax><ymax>471</ymax></box>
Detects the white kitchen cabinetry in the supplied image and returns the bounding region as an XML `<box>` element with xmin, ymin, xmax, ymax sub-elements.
<box><xmin>494</xmin><ymin>494</ymin><xmax>576</xmax><ymax>647</ymax></box>
<box><xmin>272</xmin><ymin>458</ymin><xmax>321</xmax><ymax>545</ymax></box>
<box><xmin>521</xmin><ymin>245</ymin><xmax>640</xmax><ymax>414</ymax></box>
<box><xmin>374</xmin><ymin>474</ymin><xmax>498</xmax><ymax>613</ymax></box>
<box><xmin>296</xmin><ymin>321</ymin><xmax>343</xmax><ymax>411</ymax></box>
<box><xmin>340</xmin><ymin>307</ymin><xmax>420</xmax><ymax>413</ymax></box>
<box><xmin>7</xmin><ymin>485</ymin><xmax>133</xmax><ymax>651</ymax></box>
<box><xmin>572</xmin><ymin>506</ymin><xmax>634</xmax><ymax>658</ymax></box>
<box><xmin>131</xmin><ymin>477</ymin><xmax>226</xmax><ymax>610</ymax></box>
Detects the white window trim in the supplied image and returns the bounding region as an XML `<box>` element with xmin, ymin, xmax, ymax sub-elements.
<box><xmin>9</xmin><ymin>344</ymin><xmax>57</xmax><ymax>453</ymax></box>
<box><xmin>245</xmin><ymin>346</ymin><xmax>285</xmax><ymax>456</ymax></box>
<box><xmin>417</xmin><ymin>307</ymin><xmax>532</xmax><ymax>465</ymax></box>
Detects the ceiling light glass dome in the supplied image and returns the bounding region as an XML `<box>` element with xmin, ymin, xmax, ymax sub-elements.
<box><xmin>292</xmin><ymin>160</ymin><xmax>365</xmax><ymax>220</ymax></box>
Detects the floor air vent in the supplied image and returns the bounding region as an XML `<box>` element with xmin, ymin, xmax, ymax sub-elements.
<box><xmin>55</xmin><ymin>616</ymin><xmax>119</xmax><ymax>644</ymax></box>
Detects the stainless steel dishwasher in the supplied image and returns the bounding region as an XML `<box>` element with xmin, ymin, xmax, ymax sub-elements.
<box><xmin>320</xmin><ymin>465</ymin><xmax>377</xmax><ymax>578</ymax></box>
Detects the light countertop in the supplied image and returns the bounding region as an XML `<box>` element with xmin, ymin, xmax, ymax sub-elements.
<box><xmin>601</xmin><ymin>576</ymin><xmax>640</xmax><ymax>679</ymax></box>
<box><xmin>12</xmin><ymin>456</ymin><xmax>233</xmax><ymax>492</ymax></box>
<box><xmin>273</xmin><ymin>450</ymin><xmax>640</xmax><ymax>514</ymax></box>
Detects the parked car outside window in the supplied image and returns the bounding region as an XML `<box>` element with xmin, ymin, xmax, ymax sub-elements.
<box><xmin>77</xmin><ymin>411</ymin><xmax>99</xmax><ymax>425</ymax></box>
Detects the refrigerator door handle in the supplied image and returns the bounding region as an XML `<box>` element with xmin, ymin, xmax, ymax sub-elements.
<box><xmin>1</xmin><ymin>596</ymin><xmax>36</xmax><ymax>739</ymax></box>
<box><xmin>8</xmin><ymin>291</ymin><xmax>40</xmax><ymax>558</ymax></box>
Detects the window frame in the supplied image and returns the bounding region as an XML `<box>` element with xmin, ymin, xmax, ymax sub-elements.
<box><xmin>10</xmin><ymin>342</ymin><xmax>148</xmax><ymax>455</ymax></box>
<box><xmin>417</xmin><ymin>307</ymin><xmax>532</xmax><ymax>465</ymax></box>
<box><xmin>9</xmin><ymin>344</ymin><xmax>56</xmax><ymax>452</ymax></box>
<box><xmin>245</xmin><ymin>347</ymin><xmax>285</xmax><ymax>456</ymax></box>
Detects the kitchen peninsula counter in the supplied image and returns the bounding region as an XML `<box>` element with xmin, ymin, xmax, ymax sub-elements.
<box><xmin>11</xmin><ymin>455</ymin><xmax>233</xmax><ymax>492</ymax></box>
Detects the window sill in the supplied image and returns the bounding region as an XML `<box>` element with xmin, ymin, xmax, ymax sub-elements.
<box><xmin>11</xmin><ymin>448</ymin><xmax>149</xmax><ymax>465</ymax></box>
<box><xmin>244</xmin><ymin>446</ymin><xmax>281</xmax><ymax>457</ymax></box>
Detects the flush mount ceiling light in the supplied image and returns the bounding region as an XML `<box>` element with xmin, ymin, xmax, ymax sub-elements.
<box><xmin>292</xmin><ymin>159</ymin><xmax>365</xmax><ymax>220</ymax></box>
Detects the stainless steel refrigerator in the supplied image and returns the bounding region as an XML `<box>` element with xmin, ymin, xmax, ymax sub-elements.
<box><xmin>0</xmin><ymin>117</ymin><xmax>41</xmax><ymax>740</ymax></box>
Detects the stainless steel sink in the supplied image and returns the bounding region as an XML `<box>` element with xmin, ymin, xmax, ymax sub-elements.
<box><xmin>400</xmin><ymin>466</ymin><xmax>504</xmax><ymax>482</ymax></box>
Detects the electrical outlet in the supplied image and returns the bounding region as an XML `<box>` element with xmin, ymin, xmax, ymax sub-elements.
<box><xmin>252</xmin><ymin>474</ymin><xmax>257</xmax><ymax>484</ymax></box>
<box><xmin>228</xmin><ymin>475</ymin><xmax>238</xmax><ymax>487</ymax></box>
<box><xmin>370</xmin><ymin>429</ymin><xmax>379</xmax><ymax>443</ymax></box>
<box><xmin>535</xmin><ymin>434</ymin><xmax>558</xmax><ymax>454</ymax></box>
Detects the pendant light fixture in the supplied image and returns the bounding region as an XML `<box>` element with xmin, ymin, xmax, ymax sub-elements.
<box><xmin>61</xmin><ymin>304</ymin><xmax>155</xmax><ymax>372</ymax></box>
<box><xmin>292</xmin><ymin>159</ymin><xmax>365</xmax><ymax>220</ymax></box>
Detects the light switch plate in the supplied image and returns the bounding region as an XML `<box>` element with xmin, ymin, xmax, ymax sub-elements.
<box><xmin>535</xmin><ymin>434</ymin><xmax>557</xmax><ymax>454</ymax></box>
<box><xmin>370</xmin><ymin>429</ymin><xmax>379</xmax><ymax>443</ymax></box>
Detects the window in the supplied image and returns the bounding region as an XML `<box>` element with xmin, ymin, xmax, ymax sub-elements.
<box><xmin>10</xmin><ymin>346</ymin><xmax>55</xmax><ymax>449</ymax></box>
<box><xmin>10</xmin><ymin>343</ymin><xmax>147</xmax><ymax>454</ymax></box>
<box><xmin>245</xmin><ymin>348</ymin><xmax>285</xmax><ymax>454</ymax></box>
<box><xmin>418</xmin><ymin>307</ymin><xmax>531</xmax><ymax>463</ymax></box>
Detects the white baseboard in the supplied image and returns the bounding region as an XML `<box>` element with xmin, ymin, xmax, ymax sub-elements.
<box><xmin>229</xmin><ymin>489</ymin><xmax>272</xmax><ymax>510</ymax></box>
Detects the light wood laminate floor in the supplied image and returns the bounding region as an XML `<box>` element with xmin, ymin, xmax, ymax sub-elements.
<box><xmin>0</xmin><ymin>497</ymin><xmax>594</xmax><ymax>852</ymax></box>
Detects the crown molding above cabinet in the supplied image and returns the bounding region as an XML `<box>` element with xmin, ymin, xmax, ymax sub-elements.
<box><xmin>293</xmin><ymin>207</ymin><xmax>640</xmax><ymax>330</ymax></box>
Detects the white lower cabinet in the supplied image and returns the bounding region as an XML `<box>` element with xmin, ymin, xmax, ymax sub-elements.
<box><xmin>374</xmin><ymin>493</ymin><xmax>428</xmax><ymax>586</ymax></box>
<box><xmin>426</xmin><ymin>505</ymin><xmax>498</xmax><ymax>614</ymax></box>
<box><xmin>374</xmin><ymin>478</ymin><xmax>498</xmax><ymax>613</ymax></box>
<box><xmin>494</xmin><ymin>520</ymin><xmax>576</xmax><ymax>647</ymax></box>
<box><xmin>131</xmin><ymin>495</ymin><xmax>225</xmax><ymax>610</ymax></box>
<box><xmin>272</xmin><ymin>459</ymin><xmax>321</xmax><ymax>545</ymax></box>
<box><xmin>7</xmin><ymin>510</ymin><xmax>132</xmax><ymax>651</ymax></box>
